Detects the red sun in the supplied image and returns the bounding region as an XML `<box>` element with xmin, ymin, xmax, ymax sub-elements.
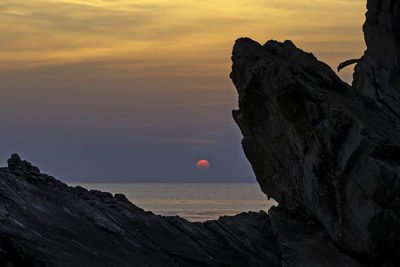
<box><xmin>196</xmin><ymin>159</ymin><xmax>210</xmax><ymax>171</ymax></box>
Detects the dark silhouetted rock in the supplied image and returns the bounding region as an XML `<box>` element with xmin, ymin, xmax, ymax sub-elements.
<box><xmin>231</xmin><ymin>0</ymin><xmax>400</xmax><ymax>266</ymax></box>
<box><xmin>0</xmin><ymin>154</ymin><xmax>279</xmax><ymax>267</ymax></box>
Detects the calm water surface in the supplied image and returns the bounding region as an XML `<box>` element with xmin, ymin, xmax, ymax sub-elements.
<box><xmin>68</xmin><ymin>183</ymin><xmax>276</xmax><ymax>221</ymax></box>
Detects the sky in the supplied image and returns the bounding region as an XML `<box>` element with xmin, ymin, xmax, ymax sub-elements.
<box><xmin>0</xmin><ymin>0</ymin><xmax>366</xmax><ymax>182</ymax></box>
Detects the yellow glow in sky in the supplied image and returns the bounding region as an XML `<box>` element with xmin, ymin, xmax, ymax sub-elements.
<box><xmin>1</xmin><ymin>0</ymin><xmax>366</xmax><ymax>78</ymax></box>
<box><xmin>0</xmin><ymin>0</ymin><xmax>368</xmax><ymax>181</ymax></box>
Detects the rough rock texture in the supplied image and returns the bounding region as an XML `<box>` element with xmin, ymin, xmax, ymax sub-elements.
<box><xmin>0</xmin><ymin>154</ymin><xmax>280</xmax><ymax>267</ymax></box>
<box><xmin>355</xmin><ymin>0</ymin><xmax>400</xmax><ymax>117</ymax></box>
<box><xmin>231</xmin><ymin>0</ymin><xmax>400</xmax><ymax>266</ymax></box>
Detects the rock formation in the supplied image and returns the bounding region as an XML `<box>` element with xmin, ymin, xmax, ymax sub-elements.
<box><xmin>0</xmin><ymin>154</ymin><xmax>279</xmax><ymax>266</ymax></box>
<box><xmin>231</xmin><ymin>0</ymin><xmax>400</xmax><ymax>266</ymax></box>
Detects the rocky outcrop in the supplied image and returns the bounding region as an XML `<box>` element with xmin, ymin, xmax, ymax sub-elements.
<box><xmin>355</xmin><ymin>0</ymin><xmax>400</xmax><ymax>117</ymax></box>
<box><xmin>0</xmin><ymin>154</ymin><xmax>280</xmax><ymax>266</ymax></box>
<box><xmin>231</xmin><ymin>0</ymin><xmax>400</xmax><ymax>266</ymax></box>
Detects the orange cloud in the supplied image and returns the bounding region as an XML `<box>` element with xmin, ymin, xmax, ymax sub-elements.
<box><xmin>1</xmin><ymin>0</ymin><xmax>366</xmax><ymax>78</ymax></box>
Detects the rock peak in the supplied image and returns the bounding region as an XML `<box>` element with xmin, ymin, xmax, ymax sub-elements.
<box><xmin>7</xmin><ymin>153</ymin><xmax>21</xmax><ymax>166</ymax></box>
<box><xmin>7</xmin><ymin>153</ymin><xmax>40</xmax><ymax>174</ymax></box>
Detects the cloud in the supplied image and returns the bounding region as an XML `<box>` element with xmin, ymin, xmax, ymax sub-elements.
<box><xmin>159</xmin><ymin>138</ymin><xmax>218</xmax><ymax>145</ymax></box>
<box><xmin>0</xmin><ymin>0</ymin><xmax>367</xmax><ymax>182</ymax></box>
<box><xmin>0</xmin><ymin>0</ymin><xmax>366</xmax><ymax>75</ymax></box>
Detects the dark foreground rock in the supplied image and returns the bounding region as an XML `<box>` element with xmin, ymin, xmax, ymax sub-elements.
<box><xmin>0</xmin><ymin>154</ymin><xmax>279</xmax><ymax>267</ymax></box>
<box><xmin>231</xmin><ymin>0</ymin><xmax>400</xmax><ymax>266</ymax></box>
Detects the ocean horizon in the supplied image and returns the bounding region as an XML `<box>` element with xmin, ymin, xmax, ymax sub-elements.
<box><xmin>68</xmin><ymin>182</ymin><xmax>277</xmax><ymax>221</ymax></box>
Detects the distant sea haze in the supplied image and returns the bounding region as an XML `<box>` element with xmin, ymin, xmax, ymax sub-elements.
<box><xmin>68</xmin><ymin>182</ymin><xmax>277</xmax><ymax>221</ymax></box>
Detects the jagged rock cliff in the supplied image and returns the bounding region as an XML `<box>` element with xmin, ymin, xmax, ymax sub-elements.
<box><xmin>355</xmin><ymin>0</ymin><xmax>400</xmax><ymax>117</ymax></box>
<box><xmin>0</xmin><ymin>154</ymin><xmax>280</xmax><ymax>267</ymax></box>
<box><xmin>231</xmin><ymin>0</ymin><xmax>400</xmax><ymax>266</ymax></box>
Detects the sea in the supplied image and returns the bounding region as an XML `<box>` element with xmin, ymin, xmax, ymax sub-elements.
<box><xmin>68</xmin><ymin>182</ymin><xmax>276</xmax><ymax>222</ymax></box>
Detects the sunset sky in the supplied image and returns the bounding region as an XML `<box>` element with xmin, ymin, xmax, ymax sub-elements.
<box><xmin>0</xmin><ymin>0</ymin><xmax>366</xmax><ymax>182</ymax></box>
